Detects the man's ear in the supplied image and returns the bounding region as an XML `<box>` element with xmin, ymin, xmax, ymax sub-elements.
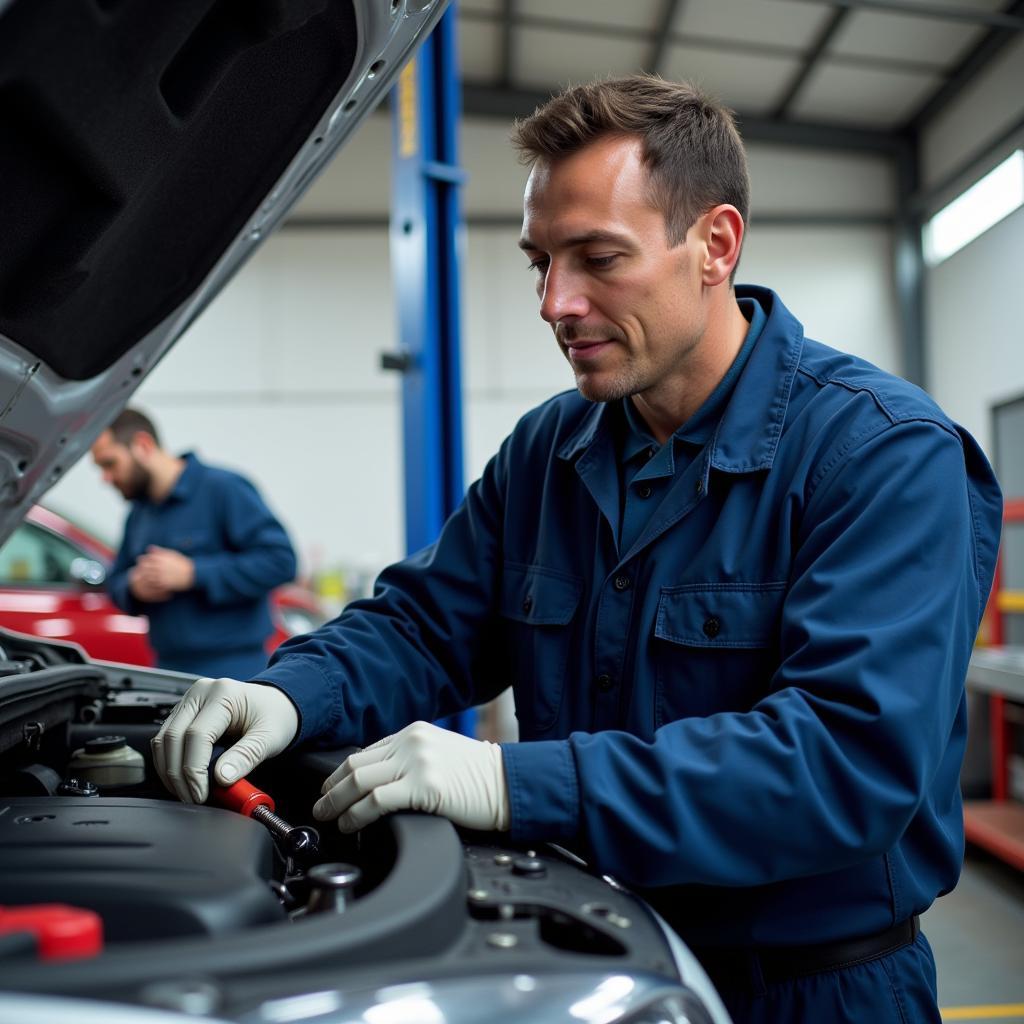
<box><xmin>129</xmin><ymin>431</ymin><xmax>157</xmax><ymax>460</ymax></box>
<box><xmin>699</xmin><ymin>204</ymin><xmax>744</xmax><ymax>287</ymax></box>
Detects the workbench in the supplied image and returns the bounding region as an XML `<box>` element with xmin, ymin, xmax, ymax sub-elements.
<box><xmin>964</xmin><ymin>645</ymin><xmax>1024</xmax><ymax>870</ymax></box>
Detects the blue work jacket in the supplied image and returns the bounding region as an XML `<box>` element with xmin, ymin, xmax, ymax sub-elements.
<box><xmin>108</xmin><ymin>453</ymin><xmax>297</xmax><ymax>672</ymax></box>
<box><xmin>261</xmin><ymin>286</ymin><xmax>1002</xmax><ymax>948</ymax></box>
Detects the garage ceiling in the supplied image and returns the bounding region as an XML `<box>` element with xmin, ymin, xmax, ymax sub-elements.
<box><xmin>457</xmin><ymin>0</ymin><xmax>1024</xmax><ymax>144</ymax></box>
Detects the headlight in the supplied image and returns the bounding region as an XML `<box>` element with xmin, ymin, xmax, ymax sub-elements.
<box><xmin>616</xmin><ymin>990</ymin><xmax>717</xmax><ymax>1024</ymax></box>
<box><xmin>250</xmin><ymin>973</ymin><xmax>728</xmax><ymax>1024</ymax></box>
<box><xmin>568</xmin><ymin>976</ymin><xmax>715</xmax><ymax>1024</ymax></box>
<box><xmin>277</xmin><ymin>607</ymin><xmax>321</xmax><ymax>636</ymax></box>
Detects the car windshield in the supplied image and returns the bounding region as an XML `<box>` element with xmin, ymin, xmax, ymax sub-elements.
<box><xmin>0</xmin><ymin>523</ymin><xmax>89</xmax><ymax>586</ymax></box>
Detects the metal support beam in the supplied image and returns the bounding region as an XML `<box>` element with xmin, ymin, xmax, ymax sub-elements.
<box><xmin>648</xmin><ymin>0</ymin><xmax>686</xmax><ymax>75</ymax></box>
<box><xmin>907</xmin><ymin>0</ymin><xmax>1024</xmax><ymax>131</ymax></box>
<box><xmin>463</xmin><ymin>83</ymin><xmax>904</xmax><ymax>154</ymax></box>
<box><xmin>283</xmin><ymin>211</ymin><xmax>896</xmax><ymax>231</ymax></box>
<box><xmin>719</xmin><ymin>112</ymin><xmax>900</xmax><ymax>154</ymax></box>
<box><xmin>389</xmin><ymin>6</ymin><xmax>474</xmax><ymax>735</ymax></box>
<box><xmin>789</xmin><ymin>0</ymin><xmax>1024</xmax><ymax>30</ymax></box>
<box><xmin>773</xmin><ymin>8</ymin><xmax>849</xmax><ymax>120</ymax></box>
<box><xmin>499</xmin><ymin>0</ymin><xmax>515</xmax><ymax>87</ymax></box>
<box><xmin>893</xmin><ymin>138</ymin><xmax>927</xmax><ymax>387</ymax></box>
<box><xmin>909</xmin><ymin>111</ymin><xmax>1024</xmax><ymax>215</ymax></box>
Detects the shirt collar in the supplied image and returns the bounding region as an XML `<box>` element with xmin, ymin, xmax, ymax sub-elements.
<box><xmin>617</xmin><ymin>294</ymin><xmax>767</xmax><ymax>466</ymax></box>
<box><xmin>681</xmin><ymin>294</ymin><xmax>765</xmax><ymax>447</ymax></box>
<box><xmin>707</xmin><ymin>285</ymin><xmax>803</xmax><ymax>473</ymax></box>
<box><xmin>557</xmin><ymin>285</ymin><xmax>804</xmax><ymax>472</ymax></box>
<box><xmin>619</xmin><ymin>393</ymin><xmax>657</xmax><ymax>464</ymax></box>
<box><xmin>165</xmin><ymin>452</ymin><xmax>202</xmax><ymax>503</ymax></box>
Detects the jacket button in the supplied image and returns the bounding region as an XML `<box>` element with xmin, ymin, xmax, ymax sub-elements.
<box><xmin>596</xmin><ymin>674</ymin><xmax>613</xmax><ymax>692</ymax></box>
<box><xmin>614</xmin><ymin>575</ymin><xmax>632</xmax><ymax>591</ymax></box>
<box><xmin>646</xmin><ymin>446</ymin><xmax>657</xmax><ymax>461</ymax></box>
<box><xmin>522</xmin><ymin>595</ymin><xmax>533</xmax><ymax>614</ymax></box>
<box><xmin>638</xmin><ymin>484</ymin><xmax>652</xmax><ymax>499</ymax></box>
<box><xmin>702</xmin><ymin>616</ymin><xmax>721</xmax><ymax>638</ymax></box>
<box><xmin>695</xmin><ymin>478</ymin><xmax>704</xmax><ymax>494</ymax></box>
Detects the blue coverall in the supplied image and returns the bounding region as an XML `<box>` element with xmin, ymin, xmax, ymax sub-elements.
<box><xmin>108</xmin><ymin>453</ymin><xmax>297</xmax><ymax>678</ymax></box>
<box><xmin>258</xmin><ymin>287</ymin><xmax>1002</xmax><ymax>1022</ymax></box>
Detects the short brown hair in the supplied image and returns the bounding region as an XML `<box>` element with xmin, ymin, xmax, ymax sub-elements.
<box><xmin>108</xmin><ymin>407</ymin><xmax>160</xmax><ymax>448</ymax></box>
<box><xmin>512</xmin><ymin>74</ymin><xmax>750</xmax><ymax>253</ymax></box>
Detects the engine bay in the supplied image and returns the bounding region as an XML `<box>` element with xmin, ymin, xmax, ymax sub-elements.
<box><xmin>0</xmin><ymin>630</ymin><xmax>704</xmax><ymax>1020</ymax></box>
<box><xmin>0</xmin><ymin>642</ymin><xmax>452</xmax><ymax>958</ymax></box>
<box><xmin>0</xmin><ymin>660</ymin><xmax>325</xmax><ymax>944</ymax></box>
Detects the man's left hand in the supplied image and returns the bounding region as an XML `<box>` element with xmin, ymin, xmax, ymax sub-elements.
<box><xmin>136</xmin><ymin>546</ymin><xmax>195</xmax><ymax>593</ymax></box>
<box><xmin>312</xmin><ymin>721</ymin><xmax>510</xmax><ymax>833</ymax></box>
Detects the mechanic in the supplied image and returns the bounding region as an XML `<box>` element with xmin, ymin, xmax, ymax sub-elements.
<box><xmin>92</xmin><ymin>408</ymin><xmax>297</xmax><ymax>679</ymax></box>
<box><xmin>152</xmin><ymin>76</ymin><xmax>1002</xmax><ymax>1023</ymax></box>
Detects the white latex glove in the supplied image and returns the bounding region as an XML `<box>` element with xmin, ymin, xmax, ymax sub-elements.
<box><xmin>151</xmin><ymin>676</ymin><xmax>299</xmax><ymax>805</ymax></box>
<box><xmin>312</xmin><ymin>721</ymin><xmax>510</xmax><ymax>833</ymax></box>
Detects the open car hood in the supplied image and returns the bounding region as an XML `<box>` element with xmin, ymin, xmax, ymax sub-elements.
<box><xmin>0</xmin><ymin>0</ymin><xmax>446</xmax><ymax>544</ymax></box>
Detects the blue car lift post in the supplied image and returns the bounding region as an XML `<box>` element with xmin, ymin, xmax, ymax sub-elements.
<box><xmin>387</xmin><ymin>6</ymin><xmax>475</xmax><ymax>736</ymax></box>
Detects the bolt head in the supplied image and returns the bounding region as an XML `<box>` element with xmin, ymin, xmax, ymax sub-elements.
<box><xmin>285</xmin><ymin>825</ymin><xmax>321</xmax><ymax>860</ymax></box>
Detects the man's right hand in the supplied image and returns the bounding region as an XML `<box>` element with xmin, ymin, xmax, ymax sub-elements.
<box><xmin>151</xmin><ymin>677</ymin><xmax>299</xmax><ymax>804</ymax></box>
<box><xmin>128</xmin><ymin>565</ymin><xmax>172</xmax><ymax>603</ymax></box>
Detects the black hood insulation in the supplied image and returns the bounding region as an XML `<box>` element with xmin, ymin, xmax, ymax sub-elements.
<box><xmin>0</xmin><ymin>0</ymin><xmax>357</xmax><ymax>380</ymax></box>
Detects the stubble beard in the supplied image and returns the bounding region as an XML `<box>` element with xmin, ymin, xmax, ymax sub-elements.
<box><xmin>121</xmin><ymin>460</ymin><xmax>151</xmax><ymax>501</ymax></box>
<box><xmin>571</xmin><ymin>358</ymin><xmax>647</xmax><ymax>404</ymax></box>
<box><xmin>568</xmin><ymin>327</ymin><xmax>705</xmax><ymax>407</ymax></box>
<box><xmin>558</xmin><ymin>324</ymin><xmax>646</xmax><ymax>404</ymax></box>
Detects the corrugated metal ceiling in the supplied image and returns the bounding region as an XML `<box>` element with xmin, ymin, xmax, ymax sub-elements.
<box><xmin>457</xmin><ymin>0</ymin><xmax>1023</xmax><ymax>139</ymax></box>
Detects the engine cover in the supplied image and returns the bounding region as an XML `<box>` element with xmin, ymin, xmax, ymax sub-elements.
<box><xmin>0</xmin><ymin>797</ymin><xmax>284</xmax><ymax>941</ymax></box>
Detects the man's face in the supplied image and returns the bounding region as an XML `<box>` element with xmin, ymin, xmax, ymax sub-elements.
<box><xmin>519</xmin><ymin>135</ymin><xmax>707</xmax><ymax>405</ymax></box>
<box><xmin>90</xmin><ymin>430</ymin><xmax>150</xmax><ymax>500</ymax></box>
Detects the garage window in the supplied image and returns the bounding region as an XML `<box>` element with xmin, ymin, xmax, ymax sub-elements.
<box><xmin>924</xmin><ymin>149</ymin><xmax>1024</xmax><ymax>266</ymax></box>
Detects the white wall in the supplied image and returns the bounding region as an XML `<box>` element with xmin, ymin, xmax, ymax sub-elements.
<box><xmin>925</xmin><ymin>207</ymin><xmax>1024</xmax><ymax>456</ymax></box>
<box><xmin>48</xmin><ymin>231</ymin><xmax>405</xmax><ymax>580</ymax></box>
<box><xmin>920</xmin><ymin>36</ymin><xmax>1024</xmax><ymax>458</ymax></box>
<box><xmin>48</xmin><ymin>115</ymin><xmax>900</xmax><ymax>576</ymax></box>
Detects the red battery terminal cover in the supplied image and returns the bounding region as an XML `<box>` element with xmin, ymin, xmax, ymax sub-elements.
<box><xmin>211</xmin><ymin>778</ymin><xmax>275</xmax><ymax>817</ymax></box>
<box><xmin>0</xmin><ymin>904</ymin><xmax>104</xmax><ymax>960</ymax></box>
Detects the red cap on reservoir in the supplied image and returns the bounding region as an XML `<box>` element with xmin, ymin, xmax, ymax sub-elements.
<box><xmin>211</xmin><ymin>778</ymin><xmax>275</xmax><ymax>817</ymax></box>
<box><xmin>0</xmin><ymin>905</ymin><xmax>103</xmax><ymax>961</ymax></box>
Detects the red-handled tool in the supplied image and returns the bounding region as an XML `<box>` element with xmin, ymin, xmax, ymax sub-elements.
<box><xmin>211</xmin><ymin>777</ymin><xmax>276</xmax><ymax>817</ymax></box>
<box><xmin>212</xmin><ymin>779</ymin><xmax>320</xmax><ymax>861</ymax></box>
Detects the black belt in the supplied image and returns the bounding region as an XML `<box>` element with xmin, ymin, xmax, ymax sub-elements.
<box><xmin>694</xmin><ymin>915</ymin><xmax>920</xmax><ymax>993</ymax></box>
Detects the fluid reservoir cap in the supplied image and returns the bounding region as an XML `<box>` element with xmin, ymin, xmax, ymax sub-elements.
<box><xmin>84</xmin><ymin>735</ymin><xmax>127</xmax><ymax>754</ymax></box>
<box><xmin>304</xmin><ymin>863</ymin><xmax>363</xmax><ymax>916</ymax></box>
<box><xmin>307</xmin><ymin>863</ymin><xmax>362</xmax><ymax>890</ymax></box>
<box><xmin>0</xmin><ymin>904</ymin><xmax>104</xmax><ymax>961</ymax></box>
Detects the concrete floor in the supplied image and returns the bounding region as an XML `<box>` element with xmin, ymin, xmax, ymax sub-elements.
<box><xmin>923</xmin><ymin>849</ymin><xmax>1024</xmax><ymax>1021</ymax></box>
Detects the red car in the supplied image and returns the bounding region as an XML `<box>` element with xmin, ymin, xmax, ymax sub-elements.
<box><xmin>0</xmin><ymin>505</ymin><xmax>324</xmax><ymax>666</ymax></box>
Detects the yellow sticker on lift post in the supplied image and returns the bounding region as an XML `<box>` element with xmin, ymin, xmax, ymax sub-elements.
<box><xmin>398</xmin><ymin>59</ymin><xmax>418</xmax><ymax>159</ymax></box>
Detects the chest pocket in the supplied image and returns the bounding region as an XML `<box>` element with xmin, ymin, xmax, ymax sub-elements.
<box><xmin>499</xmin><ymin>563</ymin><xmax>583</xmax><ymax>738</ymax></box>
<box><xmin>653</xmin><ymin>582</ymin><xmax>784</xmax><ymax>726</ymax></box>
<box><xmin>165</xmin><ymin>530</ymin><xmax>215</xmax><ymax>555</ymax></box>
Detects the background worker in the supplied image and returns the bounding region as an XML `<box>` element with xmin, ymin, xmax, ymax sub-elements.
<box><xmin>92</xmin><ymin>408</ymin><xmax>297</xmax><ymax>679</ymax></box>
<box><xmin>151</xmin><ymin>76</ymin><xmax>1002</xmax><ymax>1024</ymax></box>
